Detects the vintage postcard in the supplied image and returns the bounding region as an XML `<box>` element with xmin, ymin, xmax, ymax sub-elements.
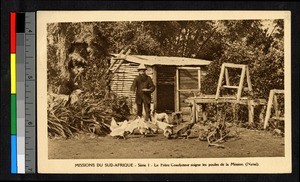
<box><xmin>37</xmin><ymin>11</ymin><xmax>291</xmax><ymax>173</ymax></box>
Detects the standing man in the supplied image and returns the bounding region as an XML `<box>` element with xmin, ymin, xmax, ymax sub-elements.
<box><xmin>131</xmin><ymin>64</ymin><xmax>155</xmax><ymax>121</ymax></box>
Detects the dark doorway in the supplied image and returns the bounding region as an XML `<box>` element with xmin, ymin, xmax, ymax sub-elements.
<box><xmin>156</xmin><ymin>66</ymin><xmax>176</xmax><ymax>113</ymax></box>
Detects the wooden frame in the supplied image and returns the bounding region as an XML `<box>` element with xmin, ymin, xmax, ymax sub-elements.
<box><xmin>152</xmin><ymin>66</ymin><xmax>157</xmax><ymax>112</ymax></box>
<box><xmin>175</xmin><ymin>67</ymin><xmax>201</xmax><ymax>112</ymax></box>
<box><xmin>264</xmin><ymin>89</ymin><xmax>285</xmax><ymax>129</ymax></box>
<box><xmin>215</xmin><ymin>63</ymin><xmax>253</xmax><ymax>102</ymax></box>
<box><xmin>185</xmin><ymin>63</ymin><xmax>266</xmax><ymax>124</ymax></box>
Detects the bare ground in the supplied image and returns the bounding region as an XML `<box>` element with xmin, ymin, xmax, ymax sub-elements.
<box><xmin>48</xmin><ymin>126</ymin><xmax>284</xmax><ymax>159</ymax></box>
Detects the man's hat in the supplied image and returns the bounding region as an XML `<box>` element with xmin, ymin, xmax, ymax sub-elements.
<box><xmin>137</xmin><ymin>64</ymin><xmax>147</xmax><ymax>70</ymax></box>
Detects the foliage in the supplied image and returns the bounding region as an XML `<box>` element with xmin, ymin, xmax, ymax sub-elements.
<box><xmin>47</xmin><ymin>19</ymin><xmax>284</xmax><ymax>137</ymax></box>
<box><xmin>48</xmin><ymin>91</ymin><xmax>131</xmax><ymax>138</ymax></box>
<box><xmin>201</xmin><ymin>20</ymin><xmax>284</xmax><ymax>99</ymax></box>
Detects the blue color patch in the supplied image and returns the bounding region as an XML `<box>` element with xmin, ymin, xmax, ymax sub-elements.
<box><xmin>11</xmin><ymin>135</ymin><xmax>17</xmax><ymax>173</ymax></box>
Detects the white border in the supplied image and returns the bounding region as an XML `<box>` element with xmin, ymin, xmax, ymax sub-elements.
<box><xmin>37</xmin><ymin>11</ymin><xmax>291</xmax><ymax>174</ymax></box>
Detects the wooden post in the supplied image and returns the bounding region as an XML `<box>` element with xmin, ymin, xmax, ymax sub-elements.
<box><xmin>232</xmin><ymin>103</ymin><xmax>238</xmax><ymax>122</ymax></box>
<box><xmin>273</xmin><ymin>95</ymin><xmax>279</xmax><ymax>118</ymax></box>
<box><xmin>248</xmin><ymin>100</ymin><xmax>254</xmax><ymax>124</ymax></box>
<box><xmin>259</xmin><ymin>105</ymin><xmax>266</xmax><ymax>123</ymax></box>
<box><xmin>192</xmin><ymin>100</ymin><xmax>197</xmax><ymax>123</ymax></box>
<box><xmin>198</xmin><ymin>68</ymin><xmax>201</xmax><ymax>92</ymax></box>
<box><xmin>245</xmin><ymin>66</ymin><xmax>253</xmax><ymax>93</ymax></box>
<box><xmin>264</xmin><ymin>90</ymin><xmax>275</xmax><ymax>129</ymax></box>
<box><xmin>152</xmin><ymin>66</ymin><xmax>157</xmax><ymax>112</ymax></box>
<box><xmin>236</xmin><ymin>65</ymin><xmax>246</xmax><ymax>101</ymax></box>
<box><xmin>175</xmin><ymin>69</ymin><xmax>180</xmax><ymax>111</ymax></box>
<box><xmin>191</xmin><ymin>99</ymin><xmax>197</xmax><ymax>123</ymax></box>
<box><xmin>225</xmin><ymin>67</ymin><xmax>230</xmax><ymax>86</ymax></box>
<box><xmin>202</xmin><ymin>103</ymin><xmax>207</xmax><ymax>123</ymax></box>
<box><xmin>215</xmin><ymin>64</ymin><xmax>225</xmax><ymax>100</ymax></box>
<box><xmin>195</xmin><ymin>102</ymin><xmax>199</xmax><ymax>123</ymax></box>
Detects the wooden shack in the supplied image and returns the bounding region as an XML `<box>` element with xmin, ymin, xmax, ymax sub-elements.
<box><xmin>109</xmin><ymin>54</ymin><xmax>211</xmax><ymax>117</ymax></box>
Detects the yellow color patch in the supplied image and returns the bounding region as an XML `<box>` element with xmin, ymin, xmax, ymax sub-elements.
<box><xmin>11</xmin><ymin>54</ymin><xmax>16</xmax><ymax>94</ymax></box>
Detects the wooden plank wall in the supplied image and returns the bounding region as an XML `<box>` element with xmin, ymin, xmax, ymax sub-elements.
<box><xmin>110</xmin><ymin>60</ymin><xmax>209</xmax><ymax>119</ymax></box>
<box><xmin>110</xmin><ymin>61</ymin><xmax>154</xmax><ymax>112</ymax></box>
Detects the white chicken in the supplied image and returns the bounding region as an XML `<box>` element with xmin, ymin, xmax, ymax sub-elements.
<box><xmin>125</xmin><ymin>118</ymin><xmax>139</xmax><ymax>134</ymax></box>
<box><xmin>145</xmin><ymin>121</ymin><xmax>158</xmax><ymax>134</ymax></box>
<box><xmin>153</xmin><ymin>119</ymin><xmax>174</xmax><ymax>138</ymax></box>
<box><xmin>110</xmin><ymin>118</ymin><xmax>130</xmax><ymax>139</ymax></box>
<box><xmin>124</xmin><ymin>117</ymin><xmax>151</xmax><ymax>136</ymax></box>
<box><xmin>109</xmin><ymin>117</ymin><xmax>119</xmax><ymax>131</ymax></box>
<box><xmin>136</xmin><ymin>117</ymin><xmax>150</xmax><ymax>136</ymax></box>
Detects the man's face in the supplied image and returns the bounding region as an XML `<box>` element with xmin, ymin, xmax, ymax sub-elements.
<box><xmin>139</xmin><ymin>70</ymin><xmax>146</xmax><ymax>75</ymax></box>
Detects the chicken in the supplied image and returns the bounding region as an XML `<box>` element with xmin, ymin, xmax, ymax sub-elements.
<box><xmin>152</xmin><ymin>118</ymin><xmax>174</xmax><ymax>138</ymax></box>
<box><xmin>125</xmin><ymin>118</ymin><xmax>139</xmax><ymax>134</ymax></box>
<box><xmin>145</xmin><ymin>121</ymin><xmax>158</xmax><ymax>134</ymax></box>
<box><xmin>109</xmin><ymin>117</ymin><xmax>119</xmax><ymax>131</ymax></box>
<box><xmin>136</xmin><ymin>117</ymin><xmax>150</xmax><ymax>137</ymax></box>
<box><xmin>138</xmin><ymin>127</ymin><xmax>150</xmax><ymax>137</ymax></box>
<box><xmin>163</xmin><ymin>126</ymin><xmax>173</xmax><ymax>139</ymax></box>
<box><xmin>173</xmin><ymin>122</ymin><xmax>195</xmax><ymax>139</ymax></box>
<box><xmin>123</xmin><ymin>117</ymin><xmax>150</xmax><ymax>137</ymax></box>
<box><xmin>110</xmin><ymin>119</ymin><xmax>130</xmax><ymax>139</ymax></box>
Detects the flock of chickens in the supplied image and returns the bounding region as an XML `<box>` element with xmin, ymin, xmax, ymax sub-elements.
<box><xmin>109</xmin><ymin>112</ymin><xmax>195</xmax><ymax>140</ymax></box>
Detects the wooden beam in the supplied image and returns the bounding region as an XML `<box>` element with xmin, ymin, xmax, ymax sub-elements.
<box><xmin>176</xmin><ymin>68</ymin><xmax>180</xmax><ymax>112</ymax></box>
<box><xmin>152</xmin><ymin>66</ymin><xmax>157</xmax><ymax>112</ymax></box>
<box><xmin>273</xmin><ymin>95</ymin><xmax>279</xmax><ymax>118</ymax></box>
<box><xmin>246</xmin><ymin>66</ymin><xmax>253</xmax><ymax>92</ymax></box>
<box><xmin>223</xmin><ymin>63</ymin><xmax>245</xmax><ymax>69</ymax></box>
<box><xmin>264</xmin><ymin>90</ymin><xmax>275</xmax><ymax>129</ymax></box>
<box><xmin>273</xmin><ymin>89</ymin><xmax>285</xmax><ymax>94</ymax></box>
<box><xmin>225</xmin><ymin>67</ymin><xmax>230</xmax><ymax>86</ymax></box>
<box><xmin>111</xmin><ymin>59</ymin><xmax>124</xmax><ymax>74</ymax></box>
<box><xmin>198</xmin><ymin>68</ymin><xmax>201</xmax><ymax>92</ymax></box>
<box><xmin>236</xmin><ymin>65</ymin><xmax>246</xmax><ymax>101</ymax></box>
<box><xmin>222</xmin><ymin>85</ymin><xmax>239</xmax><ymax>89</ymax></box>
<box><xmin>232</xmin><ymin>103</ymin><xmax>238</xmax><ymax>122</ymax></box>
<box><xmin>177</xmin><ymin>67</ymin><xmax>200</xmax><ymax>70</ymax></box>
<box><xmin>192</xmin><ymin>99</ymin><xmax>197</xmax><ymax>123</ymax></box>
<box><xmin>215</xmin><ymin>64</ymin><xmax>225</xmax><ymax>100</ymax></box>
<box><xmin>248</xmin><ymin>101</ymin><xmax>254</xmax><ymax>124</ymax></box>
<box><xmin>264</xmin><ymin>90</ymin><xmax>284</xmax><ymax>129</ymax></box>
<box><xmin>259</xmin><ymin>105</ymin><xmax>266</xmax><ymax>123</ymax></box>
<box><xmin>271</xmin><ymin>117</ymin><xmax>284</xmax><ymax>120</ymax></box>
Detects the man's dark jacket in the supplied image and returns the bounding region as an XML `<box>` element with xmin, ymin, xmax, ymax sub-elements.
<box><xmin>131</xmin><ymin>74</ymin><xmax>155</xmax><ymax>104</ymax></box>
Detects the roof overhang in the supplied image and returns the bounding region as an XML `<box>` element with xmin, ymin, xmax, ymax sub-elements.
<box><xmin>111</xmin><ymin>54</ymin><xmax>211</xmax><ymax>66</ymax></box>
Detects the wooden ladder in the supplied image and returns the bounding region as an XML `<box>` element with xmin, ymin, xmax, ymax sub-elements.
<box><xmin>215</xmin><ymin>63</ymin><xmax>253</xmax><ymax>102</ymax></box>
<box><xmin>264</xmin><ymin>89</ymin><xmax>285</xmax><ymax>129</ymax></box>
<box><xmin>108</xmin><ymin>49</ymin><xmax>131</xmax><ymax>74</ymax></box>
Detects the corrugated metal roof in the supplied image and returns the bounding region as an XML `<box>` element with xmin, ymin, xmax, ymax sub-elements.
<box><xmin>111</xmin><ymin>54</ymin><xmax>211</xmax><ymax>66</ymax></box>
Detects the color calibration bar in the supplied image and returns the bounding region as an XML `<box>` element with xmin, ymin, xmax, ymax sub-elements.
<box><xmin>10</xmin><ymin>12</ymin><xmax>36</xmax><ymax>174</ymax></box>
<box><xmin>16</xmin><ymin>12</ymin><xmax>26</xmax><ymax>174</ymax></box>
<box><xmin>25</xmin><ymin>12</ymin><xmax>36</xmax><ymax>173</ymax></box>
<box><xmin>10</xmin><ymin>12</ymin><xmax>17</xmax><ymax>174</ymax></box>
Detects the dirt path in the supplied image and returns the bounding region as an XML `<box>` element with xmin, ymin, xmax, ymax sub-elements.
<box><xmin>48</xmin><ymin>127</ymin><xmax>284</xmax><ymax>159</ymax></box>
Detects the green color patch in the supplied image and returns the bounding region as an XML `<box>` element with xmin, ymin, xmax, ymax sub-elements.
<box><xmin>11</xmin><ymin>94</ymin><xmax>16</xmax><ymax>134</ymax></box>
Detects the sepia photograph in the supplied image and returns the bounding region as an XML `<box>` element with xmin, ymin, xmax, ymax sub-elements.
<box><xmin>37</xmin><ymin>11</ymin><xmax>291</xmax><ymax>173</ymax></box>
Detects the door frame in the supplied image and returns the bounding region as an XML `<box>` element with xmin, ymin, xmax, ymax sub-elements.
<box><xmin>175</xmin><ymin>67</ymin><xmax>201</xmax><ymax>111</ymax></box>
